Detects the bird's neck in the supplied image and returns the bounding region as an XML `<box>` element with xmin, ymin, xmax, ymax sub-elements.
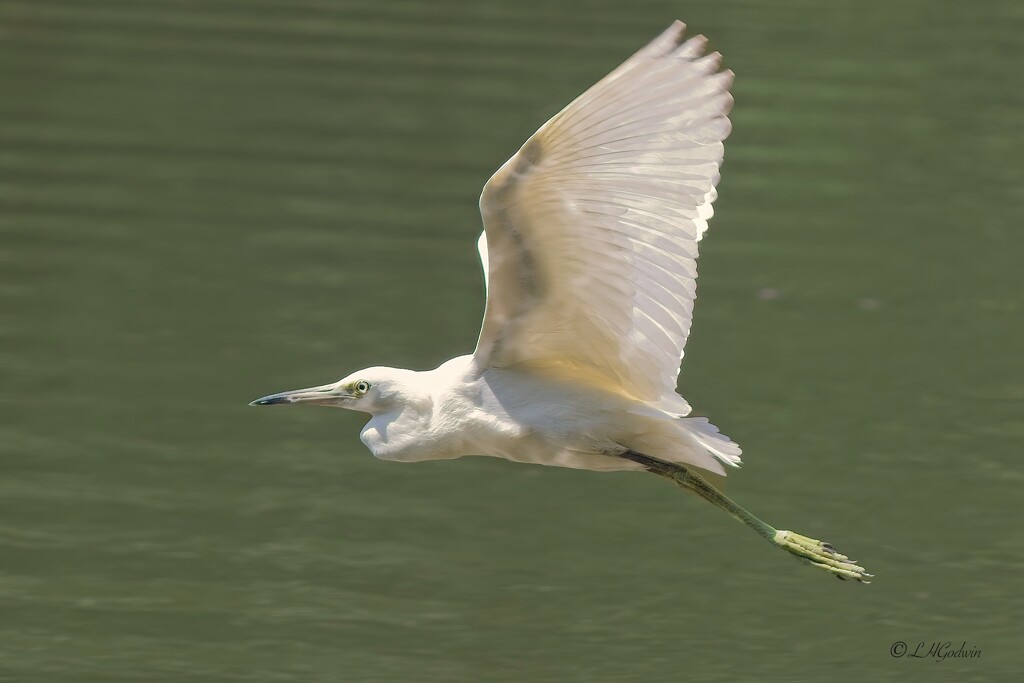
<box><xmin>359</xmin><ymin>358</ymin><xmax>476</xmax><ymax>462</ymax></box>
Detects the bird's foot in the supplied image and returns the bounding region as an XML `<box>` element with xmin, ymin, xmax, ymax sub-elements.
<box><xmin>773</xmin><ymin>530</ymin><xmax>872</xmax><ymax>583</ymax></box>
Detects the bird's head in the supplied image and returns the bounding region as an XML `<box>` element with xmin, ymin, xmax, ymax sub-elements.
<box><xmin>249</xmin><ymin>366</ymin><xmax>418</xmax><ymax>415</ymax></box>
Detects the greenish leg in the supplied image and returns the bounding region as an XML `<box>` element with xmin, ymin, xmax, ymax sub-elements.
<box><xmin>621</xmin><ymin>451</ymin><xmax>872</xmax><ymax>583</ymax></box>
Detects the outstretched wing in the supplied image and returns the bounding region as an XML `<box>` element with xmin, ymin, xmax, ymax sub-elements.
<box><xmin>473</xmin><ymin>21</ymin><xmax>733</xmax><ymax>415</ymax></box>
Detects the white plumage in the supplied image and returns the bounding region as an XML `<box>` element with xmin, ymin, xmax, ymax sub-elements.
<box><xmin>252</xmin><ymin>21</ymin><xmax>872</xmax><ymax>583</ymax></box>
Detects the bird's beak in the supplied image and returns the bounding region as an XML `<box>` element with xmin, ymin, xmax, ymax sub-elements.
<box><xmin>249</xmin><ymin>382</ymin><xmax>347</xmax><ymax>407</ymax></box>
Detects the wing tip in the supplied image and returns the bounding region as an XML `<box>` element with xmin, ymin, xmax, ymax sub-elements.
<box><xmin>675</xmin><ymin>34</ymin><xmax>708</xmax><ymax>59</ymax></box>
<box><xmin>720</xmin><ymin>72</ymin><xmax>737</xmax><ymax>115</ymax></box>
<box><xmin>642</xmin><ymin>20</ymin><xmax>687</xmax><ymax>58</ymax></box>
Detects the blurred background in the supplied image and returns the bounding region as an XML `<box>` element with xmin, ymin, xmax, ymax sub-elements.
<box><xmin>2</xmin><ymin>0</ymin><xmax>1022</xmax><ymax>681</ymax></box>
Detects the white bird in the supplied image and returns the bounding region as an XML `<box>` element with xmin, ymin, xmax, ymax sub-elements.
<box><xmin>252</xmin><ymin>21</ymin><xmax>870</xmax><ymax>582</ymax></box>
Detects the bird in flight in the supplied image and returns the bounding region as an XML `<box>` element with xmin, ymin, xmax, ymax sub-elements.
<box><xmin>252</xmin><ymin>21</ymin><xmax>871</xmax><ymax>582</ymax></box>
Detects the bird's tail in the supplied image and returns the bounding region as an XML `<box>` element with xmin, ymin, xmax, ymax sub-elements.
<box><xmin>622</xmin><ymin>408</ymin><xmax>741</xmax><ymax>476</ymax></box>
<box><xmin>683</xmin><ymin>416</ymin><xmax>742</xmax><ymax>470</ymax></box>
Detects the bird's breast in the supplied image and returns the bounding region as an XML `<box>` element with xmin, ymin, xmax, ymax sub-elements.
<box><xmin>359</xmin><ymin>403</ymin><xmax>474</xmax><ymax>463</ymax></box>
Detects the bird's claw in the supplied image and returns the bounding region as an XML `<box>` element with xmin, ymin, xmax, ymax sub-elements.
<box><xmin>773</xmin><ymin>530</ymin><xmax>872</xmax><ymax>583</ymax></box>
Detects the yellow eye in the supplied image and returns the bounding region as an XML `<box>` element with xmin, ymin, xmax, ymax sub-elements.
<box><xmin>355</xmin><ymin>381</ymin><xmax>370</xmax><ymax>395</ymax></box>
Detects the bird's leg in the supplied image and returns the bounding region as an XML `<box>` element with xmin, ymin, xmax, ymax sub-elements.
<box><xmin>619</xmin><ymin>451</ymin><xmax>871</xmax><ymax>583</ymax></box>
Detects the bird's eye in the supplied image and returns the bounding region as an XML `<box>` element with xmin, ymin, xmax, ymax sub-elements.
<box><xmin>355</xmin><ymin>381</ymin><xmax>370</xmax><ymax>395</ymax></box>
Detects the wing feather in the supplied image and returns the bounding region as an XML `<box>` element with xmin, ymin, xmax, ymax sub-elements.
<box><xmin>474</xmin><ymin>21</ymin><xmax>733</xmax><ymax>414</ymax></box>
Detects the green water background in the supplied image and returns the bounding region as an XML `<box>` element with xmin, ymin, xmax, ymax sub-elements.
<box><xmin>2</xmin><ymin>0</ymin><xmax>1022</xmax><ymax>680</ymax></box>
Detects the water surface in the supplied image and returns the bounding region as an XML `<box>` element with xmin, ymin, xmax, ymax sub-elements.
<box><xmin>2</xmin><ymin>0</ymin><xmax>1022</xmax><ymax>680</ymax></box>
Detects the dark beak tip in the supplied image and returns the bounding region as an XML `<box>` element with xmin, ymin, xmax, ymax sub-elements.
<box><xmin>250</xmin><ymin>396</ymin><xmax>290</xmax><ymax>406</ymax></box>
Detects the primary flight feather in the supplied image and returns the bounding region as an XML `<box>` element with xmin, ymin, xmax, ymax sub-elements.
<box><xmin>252</xmin><ymin>21</ymin><xmax>871</xmax><ymax>582</ymax></box>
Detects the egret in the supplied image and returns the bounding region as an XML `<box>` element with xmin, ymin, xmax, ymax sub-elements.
<box><xmin>252</xmin><ymin>21</ymin><xmax>871</xmax><ymax>582</ymax></box>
